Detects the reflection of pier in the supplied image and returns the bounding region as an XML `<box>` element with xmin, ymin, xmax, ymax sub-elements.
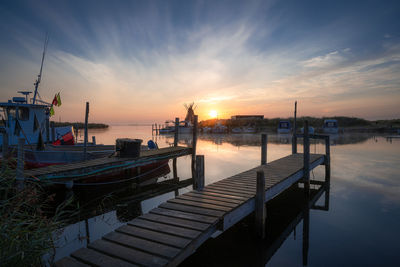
<box><xmin>55</xmin><ymin>125</ymin><xmax>331</xmax><ymax>267</ymax></box>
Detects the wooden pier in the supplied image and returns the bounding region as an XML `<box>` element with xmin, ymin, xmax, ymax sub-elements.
<box><xmin>55</xmin><ymin>129</ymin><xmax>331</xmax><ymax>267</ymax></box>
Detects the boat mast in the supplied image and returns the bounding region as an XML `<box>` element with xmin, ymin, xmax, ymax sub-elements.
<box><xmin>32</xmin><ymin>34</ymin><xmax>49</xmax><ymax>105</ymax></box>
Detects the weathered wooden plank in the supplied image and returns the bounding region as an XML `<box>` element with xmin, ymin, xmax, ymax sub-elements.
<box><xmin>140</xmin><ymin>213</ymin><xmax>211</xmax><ymax>231</ymax></box>
<box><xmin>88</xmin><ymin>239</ymin><xmax>168</xmax><ymax>266</ymax></box>
<box><xmin>177</xmin><ymin>194</ymin><xmax>239</xmax><ymax>208</ymax></box>
<box><xmin>103</xmin><ymin>231</ymin><xmax>180</xmax><ymax>259</ymax></box>
<box><xmin>150</xmin><ymin>207</ymin><xmax>218</xmax><ymax>224</ymax></box>
<box><xmin>159</xmin><ymin>202</ymin><xmax>225</xmax><ymax>217</ymax></box>
<box><xmin>54</xmin><ymin>257</ymin><xmax>90</xmax><ymax>267</ymax></box>
<box><xmin>202</xmin><ymin>187</ymin><xmax>253</xmax><ymax>198</ymax></box>
<box><xmin>167</xmin><ymin>198</ymin><xmax>233</xmax><ymax>212</ymax></box>
<box><xmin>116</xmin><ymin>225</ymin><xmax>191</xmax><ymax>248</ymax></box>
<box><xmin>183</xmin><ymin>191</ymin><xmax>244</xmax><ymax>205</ymax></box>
<box><xmin>206</xmin><ymin>184</ymin><xmax>255</xmax><ymax>196</ymax></box>
<box><xmin>128</xmin><ymin>218</ymin><xmax>201</xmax><ymax>239</ymax></box>
<box><xmin>190</xmin><ymin>190</ymin><xmax>247</xmax><ymax>201</ymax></box>
<box><xmin>71</xmin><ymin>247</ymin><xmax>137</xmax><ymax>267</ymax></box>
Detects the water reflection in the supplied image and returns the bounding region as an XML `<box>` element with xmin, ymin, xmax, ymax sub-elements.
<box><xmin>181</xmin><ymin>180</ymin><xmax>330</xmax><ymax>266</ymax></box>
<box><xmin>47</xmin><ymin>164</ymin><xmax>193</xmax><ymax>263</ymax></box>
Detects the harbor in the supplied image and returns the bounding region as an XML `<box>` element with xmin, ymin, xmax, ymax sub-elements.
<box><xmin>54</xmin><ymin>127</ymin><xmax>331</xmax><ymax>266</ymax></box>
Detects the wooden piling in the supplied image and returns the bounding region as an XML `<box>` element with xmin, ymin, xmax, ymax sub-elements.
<box><xmin>92</xmin><ymin>136</ymin><xmax>96</xmax><ymax>145</ymax></box>
<box><xmin>303</xmin><ymin>120</ymin><xmax>310</xmax><ymax>196</ymax></box>
<box><xmin>325</xmin><ymin>135</ymin><xmax>331</xmax><ymax>181</ymax></box>
<box><xmin>174</xmin><ymin>117</ymin><xmax>179</xmax><ymax>147</ymax></box>
<box><xmin>261</xmin><ymin>134</ymin><xmax>267</xmax><ymax>165</ymax></box>
<box><xmin>1</xmin><ymin>130</ymin><xmax>8</xmax><ymax>171</ymax></box>
<box><xmin>83</xmin><ymin>102</ymin><xmax>89</xmax><ymax>160</ymax></box>
<box><xmin>292</xmin><ymin>101</ymin><xmax>297</xmax><ymax>154</ymax></box>
<box><xmin>16</xmin><ymin>138</ymin><xmax>25</xmax><ymax>190</ymax></box>
<box><xmin>194</xmin><ymin>155</ymin><xmax>204</xmax><ymax>190</ymax></box>
<box><xmin>255</xmin><ymin>170</ymin><xmax>266</xmax><ymax>239</ymax></box>
<box><xmin>191</xmin><ymin>115</ymin><xmax>198</xmax><ymax>181</ymax></box>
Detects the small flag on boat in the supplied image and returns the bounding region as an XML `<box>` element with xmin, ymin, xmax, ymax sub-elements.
<box><xmin>52</xmin><ymin>94</ymin><xmax>58</xmax><ymax>106</ymax></box>
<box><xmin>50</xmin><ymin>106</ymin><xmax>55</xmax><ymax>116</ymax></box>
<box><xmin>56</xmin><ymin>92</ymin><xmax>62</xmax><ymax>107</ymax></box>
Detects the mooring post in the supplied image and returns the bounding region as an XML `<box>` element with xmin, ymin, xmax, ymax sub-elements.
<box><xmin>303</xmin><ymin>120</ymin><xmax>310</xmax><ymax>196</ymax></box>
<box><xmin>191</xmin><ymin>115</ymin><xmax>198</xmax><ymax>181</ymax></box>
<box><xmin>255</xmin><ymin>170</ymin><xmax>266</xmax><ymax>239</ymax></box>
<box><xmin>261</xmin><ymin>133</ymin><xmax>267</xmax><ymax>165</ymax></box>
<box><xmin>51</xmin><ymin>121</ymin><xmax>55</xmax><ymax>142</ymax></box>
<box><xmin>174</xmin><ymin>117</ymin><xmax>179</xmax><ymax>147</ymax></box>
<box><xmin>83</xmin><ymin>102</ymin><xmax>89</xmax><ymax>160</ymax></box>
<box><xmin>92</xmin><ymin>136</ymin><xmax>96</xmax><ymax>145</ymax></box>
<box><xmin>194</xmin><ymin>155</ymin><xmax>204</xmax><ymax>190</ymax></box>
<box><xmin>16</xmin><ymin>138</ymin><xmax>25</xmax><ymax>190</ymax></box>
<box><xmin>302</xmin><ymin>195</ymin><xmax>310</xmax><ymax>266</ymax></box>
<box><xmin>46</xmin><ymin>117</ymin><xmax>50</xmax><ymax>143</ymax></box>
<box><xmin>292</xmin><ymin>100</ymin><xmax>297</xmax><ymax>154</ymax></box>
<box><xmin>325</xmin><ymin>135</ymin><xmax>331</xmax><ymax>181</ymax></box>
<box><xmin>1</xmin><ymin>130</ymin><xmax>8</xmax><ymax>171</ymax></box>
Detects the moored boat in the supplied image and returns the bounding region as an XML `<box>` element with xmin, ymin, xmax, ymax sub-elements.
<box><xmin>277</xmin><ymin>120</ymin><xmax>292</xmax><ymax>134</ymax></box>
<box><xmin>323</xmin><ymin>119</ymin><xmax>339</xmax><ymax>134</ymax></box>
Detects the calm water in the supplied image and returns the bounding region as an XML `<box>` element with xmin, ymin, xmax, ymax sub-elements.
<box><xmin>50</xmin><ymin>125</ymin><xmax>400</xmax><ymax>266</ymax></box>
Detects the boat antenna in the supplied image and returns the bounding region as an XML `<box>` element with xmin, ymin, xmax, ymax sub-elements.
<box><xmin>32</xmin><ymin>33</ymin><xmax>49</xmax><ymax>105</ymax></box>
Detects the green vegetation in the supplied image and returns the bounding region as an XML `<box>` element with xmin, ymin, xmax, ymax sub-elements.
<box><xmin>0</xmin><ymin>167</ymin><xmax>71</xmax><ymax>266</ymax></box>
<box><xmin>199</xmin><ymin>116</ymin><xmax>399</xmax><ymax>132</ymax></box>
<box><xmin>52</xmin><ymin>121</ymin><xmax>109</xmax><ymax>129</ymax></box>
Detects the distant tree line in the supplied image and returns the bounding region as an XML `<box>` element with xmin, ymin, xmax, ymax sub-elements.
<box><xmin>52</xmin><ymin>122</ymin><xmax>109</xmax><ymax>129</ymax></box>
<box><xmin>199</xmin><ymin>116</ymin><xmax>400</xmax><ymax>130</ymax></box>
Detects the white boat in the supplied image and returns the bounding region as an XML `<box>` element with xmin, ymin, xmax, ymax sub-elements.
<box><xmin>231</xmin><ymin>126</ymin><xmax>256</xmax><ymax>133</ymax></box>
<box><xmin>323</xmin><ymin>119</ymin><xmax>339</xmax><ymax>134</ymax></box>
<box><xmin>212</xmin><ymin>122</ymin><xmax>227</xmax><ymax>133</ymax></box>
<box><xmin>277</xmin><ymin>120</ymin><xmax>292</xmax><ymax>134</ymax></box>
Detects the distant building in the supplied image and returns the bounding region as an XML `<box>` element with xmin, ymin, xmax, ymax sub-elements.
<box><xmin>231</xmin><ymin>115</ymin><xmax>264</xmax><ymax>120</ymax></box>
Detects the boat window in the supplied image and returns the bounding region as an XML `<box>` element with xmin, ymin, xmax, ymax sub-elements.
<box><xmin>326</xmin><ymin>122</ymin><xmax>337</xmax><ymax>127</ymax></box>
<box><xmin>18</xmin><ymin>107</ymin><xmax>29</xmax><ymax>121</ymax></box>
<box><xmin>280</xmin><ymin>122</ymin><xmax>289</xmax><ymax>128</ymax></box>
<box><xmin>7</xmin><ymin>107</ymin><xmax>16</xmax><ymax>120</ymax></box>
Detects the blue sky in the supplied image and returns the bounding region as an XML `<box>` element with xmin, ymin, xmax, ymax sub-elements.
<box><xmin>0</xmin><ymin>0</ymin><xmax>399</xmax><ymax>122</ymax></box>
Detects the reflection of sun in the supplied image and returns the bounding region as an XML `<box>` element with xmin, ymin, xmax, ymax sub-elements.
<box><xmin>209</xmin><ymin>110</ymin><xmax>218</xmax><ymax>119</ymax></box>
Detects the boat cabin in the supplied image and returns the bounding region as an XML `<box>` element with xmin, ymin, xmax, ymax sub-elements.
<box><xmin>0</xmin><ymin>93</ymin><xmax>50</xmax><ymax>146</ymax></box>
<box><xmin>277</xmin><ymin>120</ymin><xmax>292</xmax><ymax>134</ymax></box>
<box><xmin>323</xmin><ymin>119</ymin><xmax>339</xmax><ymax>134</ymax></box>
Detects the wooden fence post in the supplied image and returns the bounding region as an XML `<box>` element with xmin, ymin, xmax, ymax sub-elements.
<box><xmin>1</xmin><ymin>130</ymin><xmax>8</xmax><ymax>171</ymax></box>
<box><xmin>191</xmin><ymin>115</ymin><xmax>198</xmax><ymax>182</ymax></box>
<box><xmin>303</xmin><ymin>120</ymin><xmax>310</xmax><ymax>196</ymax></box>
<box><xmin>83</xmin><ymin>102</ymin><xmax>89</xmax><ymax>160</ymax></box>
<box><xmin>255</xmin><ymin>170</ymin><xmax>266</xmax><ymax>239</ymax></box>
<box><xmin>16</xmin><ymin>138</ymin><xmax>25</xmax><ymax>190</ymax></box>
<box><xmin>194</xmin><ymin>155</ymin><xmax>204</xmax><ymax>190</ymax></box>
<box><xmin>261</xmin><ymin>134</ymin><xmax>267</xmax><ymax>165</ymax></box>
<box><xmin>174</xmin><ymin>117</ymin><xmax>179</xmax><ymax>147</ymax></box>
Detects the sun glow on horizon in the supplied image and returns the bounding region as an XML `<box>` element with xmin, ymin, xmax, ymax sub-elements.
<box><xmin>209</xmin><ymin>110</ymin><xmax>218</xmax><ymax>119</ymax></box>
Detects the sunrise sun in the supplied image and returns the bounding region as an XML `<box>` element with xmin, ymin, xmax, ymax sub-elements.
<box><xmin>209</xmin><ymin>110</ymin><xmax>218</xmax><ymax>119</ymax></box>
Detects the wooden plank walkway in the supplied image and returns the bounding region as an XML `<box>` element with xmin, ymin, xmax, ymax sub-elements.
<box><xmin>24</xmin><ymin>146</ymin><xmax>192</xmax><ymax>181</ymax></box>
<box><xmin>55</xmin><ymin>153</ymin><xmax>325</xmax><ymax>267</ymax></box>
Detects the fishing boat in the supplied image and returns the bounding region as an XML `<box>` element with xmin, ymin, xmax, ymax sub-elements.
<box><xmin>0</xmin><ymin>37</ymin><xmax>168</xmax><ymax>181</ymax></box>
<box><xmin>159</xmin><ymin>103</ymin><xmax>196</xmax><ymax>134</ymax></box>
<box><xmin>277</xmin><ymin>120</ymin><xmax>292</xmax><ymax>134</ymax></box>
<box><xmin>323</xmin><ymin>119</ymin><xmax>339</xmax><ymax>134</ymax></box>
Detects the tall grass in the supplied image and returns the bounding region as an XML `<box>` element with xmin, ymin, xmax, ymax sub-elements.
<box><xmin>0</xmin><ymin>166</ymin><xmax>71</xmax><ymax>266</ymax></box>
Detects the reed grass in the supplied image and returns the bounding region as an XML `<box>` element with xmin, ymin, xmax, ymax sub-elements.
<box><xmin>0</xmin><ymin>166</ymin><xmax>72</xmax><ymax>266</ymax></box>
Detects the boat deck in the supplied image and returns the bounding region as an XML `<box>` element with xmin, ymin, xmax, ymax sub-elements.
<box><xmin>55</xmin><ymin>153</ymin><xmax>326</xmax><ymax>267</ymax></box>
<box><xmin>24</xmin><ymin>146</ymin><xmax>192</xmax><ymax>182</ymax></box>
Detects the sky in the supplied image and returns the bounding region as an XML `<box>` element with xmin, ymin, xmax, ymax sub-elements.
<box><xmin>0</xmin><ymin>0</ymin><xmax>399</xmax><ymax>123</ymax></box>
